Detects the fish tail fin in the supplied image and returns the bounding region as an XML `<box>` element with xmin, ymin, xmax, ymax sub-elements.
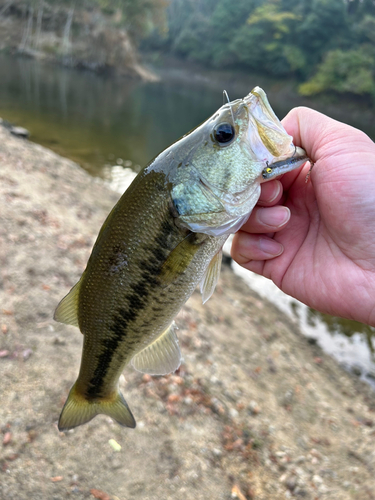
<box><xmin>58</xmin><ymin>383</ymin><xmax>136</xmax><ymax>431</ymax></box>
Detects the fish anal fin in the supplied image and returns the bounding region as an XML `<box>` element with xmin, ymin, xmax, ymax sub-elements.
<box><xmin>54</xmin><ymin>279</ymin><xmax>81</xmax><ymax>328</ymax></box>
<box><xmin>58</xmin><ymin>383</ymin><xmax>136</xmax><ymax>431</ymax></box>
<box><xmin>131</xmin><ymin>322</ymin><xmax>181</xmax><ymax>375</ymax></box>
<box><xmin>200</xmin><ymin>249</ymin><xmax>223</xmax><ymax>304</ymax></box>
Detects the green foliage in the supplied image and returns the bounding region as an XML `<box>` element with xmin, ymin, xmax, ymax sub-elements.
<box><xmin>173</xmin><ymin>14</ymin><xmax>212</xmax><ymax>62</ymax></box>
<box><xmin>299</xmin><ymin>48</ymin><xmax>375</xmax><ymax>97</ymax></box>
<box><xmin>354</xmin><ymin>14</ymin><xmax>375</xmax><ymax>44</ymax></box>
<box><xmin>247</xmin><ymin>2</ymin><xmax>298</xmax><ymax>28</ymax></box>
<box><xmin>283</xmin><ymin>45</ymin><xmax>306</xmax><ymax>72</ymax></box>
<box><xmin>20</xmin><ymin>0</ymin><xmax>375</xmax><ymax>101</ymax></box>
<box><xmin>92</xmin><ymin>0</ymin><xmax>168</xmax><ymax>40</ymax></box>
<box><xmin>208</xmin><ymin>0</ymin><xmax>259</xmax><ymax>65</ymax></box>
<box><xmin>230</xmin><ymin>0</ymin><xmax>302</xmax><ymax>75</ymax></box>
<box><xmin>141</xmin><ymin>0</ymin><xmax>375</xmax><ymax>102</ymax></box>
<box><xmin>297</xmin><ymin>0</ymin><xmax>349</xmax><ymax>54</ymax></box>
<box><xmin>30</xmin><ymin>0</ymin><xmax>168</xmax><ymax>42</ymax></box>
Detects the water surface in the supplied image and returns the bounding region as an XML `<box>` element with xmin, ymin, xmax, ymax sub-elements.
<box><xmin>2</xmin><ymin>53</ymin><xmax>373</xmax><ymax>178</ymax></box>
<box><xmin>0</xmin><ymin>54</ymin><xmax>223</xmax><ymax>175</ymax></box>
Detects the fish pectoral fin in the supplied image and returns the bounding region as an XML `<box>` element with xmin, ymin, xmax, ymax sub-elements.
<box><xmin>159</xmin><ymin>232</ymin><xmax>203</xmax><ymax>285</ymax></box>
<box><xmin>131</xmin><ymin>322</ymin><xmax>181</xmax><ymax>376</ymax></box>
<box><xmin>200</xmin><ymin>249</ymin><xmax>223</xmax><ymax>304</ymax></box>
<box><xmin>58</xmin><ymin>383</ymin><xmax>136</xmax><ymax>431</ymax></box>
<box><xmin>54</xmin><ymin>279</ymin><xmax>82</xmax><ymax>328</ymax></box>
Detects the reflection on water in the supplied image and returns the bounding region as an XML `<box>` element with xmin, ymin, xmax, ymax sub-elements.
<box><xmin>0</xmin><ymin>54</ymin><xmax>221</xmax><ymax>176</ymax></box>
<box><xmin>1</xmin><ymin>53</ymin><xmax>374</xmax><ymax>176</ymax></box>
<box><xmin>231</xmin><ymin>260</ymin><xmax>375</xmax><ymax>388</ymax></box>
<box><xmin>1</xmin><ymin>53</ymin><xmax>374</xmax><ymax>385</ymax></box>
<box><xmin>103</xmin><ymin>165</ymin><xmax>137</xmax><ymax>193</ymax></box>
<box><xmin>306</xmin><ymin>309</ymin><xmax>375</xmax><ymax>358</ymax></box>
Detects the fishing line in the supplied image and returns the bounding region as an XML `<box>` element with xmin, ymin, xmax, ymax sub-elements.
<box><xmin>223</xmin><ymin>90</ymin><xmax>235</xmax><ymax>124</ymax></box>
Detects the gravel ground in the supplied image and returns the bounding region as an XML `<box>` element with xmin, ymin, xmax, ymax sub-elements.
<box><xmin>1</xmin><ymin>125</ymin><xmax>375</xmax><ymax>500</ymax></box>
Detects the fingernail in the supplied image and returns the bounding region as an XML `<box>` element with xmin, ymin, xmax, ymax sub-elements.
<box><xmin>259</xmin><ymin>237</ymin><xmax>283</xmax><ymax>256</ymax></box>
<box><xmin>268</xmin><ymin>181</ymin><xmax>282</xmax><ymax>203</ymax></box>
<box><xmin>257</xmin><ymin>206</ymin><xmax>290</xmax><ymax>227</ymax></box>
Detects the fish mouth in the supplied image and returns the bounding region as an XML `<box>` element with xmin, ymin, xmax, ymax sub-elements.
<box><xmin>243</xmin><ymin>87</ymin><xmax>296</xmax><ymax>162</ymax></box>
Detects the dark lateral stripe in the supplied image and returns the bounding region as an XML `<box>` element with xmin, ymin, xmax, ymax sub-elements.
<box><xmin>85</xmin><ymin>219</ymin><xmax>177</xmax><ymax>398</ymax></box>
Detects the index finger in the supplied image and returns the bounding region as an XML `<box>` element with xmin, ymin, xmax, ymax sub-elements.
<box><xmin>281</xmin><ymin>106</ymin><xmax>374</xmax><ymax>190</ymax></box>
<box><xmin>282</xmin><ymin>106</ymin><xmax>343</xmax><ymax>157</ymax></box>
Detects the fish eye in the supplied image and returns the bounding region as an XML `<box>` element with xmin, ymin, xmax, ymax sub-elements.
<box><xmin>213</xmin><ymin>122</ymin><xmax>235</xmax><ymax>145</ymax></box>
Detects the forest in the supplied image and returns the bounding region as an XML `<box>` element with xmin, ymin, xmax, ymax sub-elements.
<box><xmin>144</xmin><ymin>0</ymin><xmax>375</xmax><ymax>100</ymax></box>
<box><xmin>1</xmin><ymin>0</ymin><xmax>375</xmax><ymax>100</ymax></box>
<box><xmin>0</xmin><ymin>0</ymin><xmax>167</xmax><ymax>78</ymax></box>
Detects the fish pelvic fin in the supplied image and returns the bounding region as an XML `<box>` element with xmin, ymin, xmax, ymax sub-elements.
<box><xmin>159</xmin><ymin>232</ymin><xmax>202</xmax><ymax>286</ymax></box>
<box><xmin>200</xmin><ymin>248</ymin><xmax>223</xmax><ymax>304</ymax></box>
<box><xmin>58</xmin><ymin>383</ymin><xmax>136</xmax><ymax>431</ymax></box>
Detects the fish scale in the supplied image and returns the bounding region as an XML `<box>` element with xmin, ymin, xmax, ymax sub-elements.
<box><xmin>54</xmin><ymin>87</ymin><xmax>309</xmax><ymax>430</ymax></box>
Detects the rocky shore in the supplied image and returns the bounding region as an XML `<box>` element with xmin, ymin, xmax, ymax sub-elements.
<box><xmin>1</xmin><ymin>125</ymin><xmax>375</xmax><ymax>500</ymax></box>
<box><xmin>0</xmin><ymin>6</ymin><xmax>157</xmax><ymax>81</ymax></box>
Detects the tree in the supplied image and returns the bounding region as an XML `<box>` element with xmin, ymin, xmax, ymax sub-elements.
<box><xmin>231</xmin><ymin>0</ymin><xmax>304</xmax><ymax>75</ymax></box>
<box><xmin>299</xmin><ymin>48</ymin><xmax>375</xmax><ymax>99</ymax></box>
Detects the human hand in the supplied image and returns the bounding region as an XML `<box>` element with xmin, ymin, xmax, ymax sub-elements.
<box><xmin>231</xmin><ymin>107</ymin><xmax>375</xmax><ymax>326</ymax></box>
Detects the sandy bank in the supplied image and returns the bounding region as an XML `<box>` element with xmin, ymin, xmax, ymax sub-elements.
<box><xmin>0</xmin><ymin>125</ymin><xmax>374</xmax><ymax>500</ymax></box>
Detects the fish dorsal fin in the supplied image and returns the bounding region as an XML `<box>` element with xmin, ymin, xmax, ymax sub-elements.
<box><xmin>131</xmin><ymin>322</ymin><xmax>181</xmax><ymax>375</ymax></box>
<box><xmin>54</xmin><ymin>279</ymin><xmax>81</xmax><ymax>328</ymax></box>
<box><xmin>200</xmin><ymin>249</ymin><xmax>222</xmax><ymax>304</ymax></box>
<box><xmin>160</xmin><ymin>232</ymin><xmax>202</xmax><ymax>285</ymax></box>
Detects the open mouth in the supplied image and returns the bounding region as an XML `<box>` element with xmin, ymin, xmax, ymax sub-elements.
<box><xmin>244</xmin><ymin>87</ymin><xmax>296</xmax><ymax>162</ymax></box>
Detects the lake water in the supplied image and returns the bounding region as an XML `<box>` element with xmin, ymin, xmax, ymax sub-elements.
<box><xmin>0</xmin><ymin>54</ymin><xmax>225</xmax><ymax>175</ymax></box>
<box><xmin>0</xmin><ymin>53</ymin><xmax>374</xmax><ymax>385</ymax></box>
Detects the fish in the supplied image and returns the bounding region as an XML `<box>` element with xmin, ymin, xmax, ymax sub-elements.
<box><xmin>54</xmin><ymin>87</ymin><xmax>309</xmax><ymax>431</ymax></box>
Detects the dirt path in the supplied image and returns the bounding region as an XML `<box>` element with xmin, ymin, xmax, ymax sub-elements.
<box><xmin>1</xmin><ymin>125</ymin><xmax>375</xmax><ymax>500</ymax></box>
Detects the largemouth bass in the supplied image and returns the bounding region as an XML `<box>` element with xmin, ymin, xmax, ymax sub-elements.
<box><xmin>54</xmin><ymin>87</ymin><xmax>308</xmax><ymax>430</ymax></box>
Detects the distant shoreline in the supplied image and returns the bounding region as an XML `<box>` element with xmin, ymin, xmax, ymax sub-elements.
<box><xmin>143</xmin><ymin>52</ymin><xmax>375</xmax><ymax>141</ymax></box>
